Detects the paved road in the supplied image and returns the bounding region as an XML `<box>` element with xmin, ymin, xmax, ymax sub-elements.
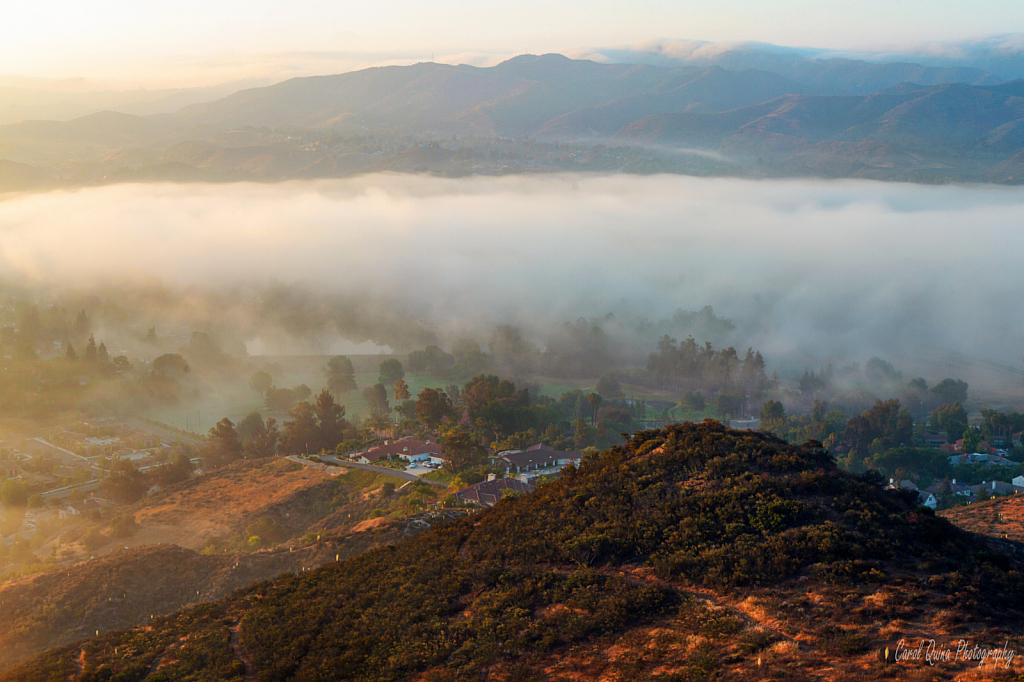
<box><xmin>43</xmin><ymin>480</ymin><xmax>102</xmax><ymax>500</ymax></box>
<box><xmin>319</xmin><ymin>455</ymin><xmax>448</xmax><ymax>488</ymax></box>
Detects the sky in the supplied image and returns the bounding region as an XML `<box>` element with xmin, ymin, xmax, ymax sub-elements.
<box><xmin>3</xmin><ymin>0</ymin><xmax>1024</xmax><ymax>86</ymax></box>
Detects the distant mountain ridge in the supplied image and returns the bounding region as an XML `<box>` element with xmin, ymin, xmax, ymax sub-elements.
<box><xmin>2</xmin><ymin>53</ymin><xmax>1024</xmax><ymax>187</ymax></box>
<box><xmin>617</xmin><ymin>80</ymin><xmax>1024</xmax><ymax>178</ymax></box>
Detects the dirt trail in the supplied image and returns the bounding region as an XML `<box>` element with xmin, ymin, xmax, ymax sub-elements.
<box><xmin>229</xmin><ymin>622</ymin><xmax>256</xmax><ymax>682</ymax></box>
<box><xmin>71</xmin><ymin>649</ymin><xmax>85</xmax><ymax>681</ymax></box>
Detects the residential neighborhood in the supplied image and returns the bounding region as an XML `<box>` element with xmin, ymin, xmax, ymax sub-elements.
<box><xmin>0</xmin><ymin>416</ymin><xmax>204</xmax><ymax>557</ymax></box>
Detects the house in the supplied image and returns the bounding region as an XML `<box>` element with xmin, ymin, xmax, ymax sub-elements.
<box><xmin>525</xmin><ymin>443</ymin><xmax>585</xmax><ymax>468</ymax></box>
<box><xmin>494</xmin><ymin>443</ymin><xmax>584</xmax><ymax>476</ymax></box>
<box><xmin>918</xmin><ymin>491</ymin><xmax>938</xmax><ymax>509</ymax></box>
<box><xmin>60</xmin><ymin>499</ymin><xmax>102</xmax><ymax>518</ymax></box>
<box><xmin>495</xmin><ymin>449</ymin><xmax>556</xmax><ymax>475</ymax></box>
<box><xmin>355</xmin><ymin>437</ymin><xmax>444</xmax><ymax>465</ymax></box>
<box><xmin>948</xmin><ymin>452</ymin><xmax>1019</xmax><ymax>467</ymax></box>
<box><xmin>356</xmin><ymin>450</ymin><xmax>385</xmax><ymax>464</ymax></box>
<box><xmin>968</xmin><ymin>480</ymin><xmax>1024</xmax><ymax>496</ymax></box>
<box><xmin>1013</xmin><ymin>475</ymin><xmax>1024</xmax><ymax>487</ymax></box>
<box><xmin>453</xmin><ymin>476</ymin><xmax>535</xmax><ymax>507</ymax></box>
<box><xmin>919</xmin><ymin>431</ymin><xmax>948</xmax><ymax>448</ymax></box>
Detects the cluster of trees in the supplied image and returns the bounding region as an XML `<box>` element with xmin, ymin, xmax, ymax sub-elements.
<box><xmin>647</xmin><ymin>336</ymin><xmax>769</xmax><ymax>397</ymax></box>
<box><xmin>248</xmin><ymin>372</ymin><xmax>316</xmax><ymax>413</ymax></box>
<box><xmin>757</xmin><ymin>385</ymin><xmax>1024</xmax><ymax>506</ymax></box>
<box><xmin>100</xmin><ymin>450</ymin><xmax>197</xmax><ymax>504</ymax></box>
<box><xmin>405</xmin><ymin>340</ymin><xmax>490</xmax><ymax>380</ymax></box>
<box><xmin>796</xmin><ymin>363</ymin><xmax>969</xmax><ymax>417</ymax></box>
<box><xmin>208</xmin><ymin>389</ymin><xmax>353</xmax><ymax>465</ymax></box>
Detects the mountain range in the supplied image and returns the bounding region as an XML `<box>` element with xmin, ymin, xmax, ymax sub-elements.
<box><xmin>2</xmin><ymin>52</ymin><xmax>1024</xmax><ymax>187</ymax></box>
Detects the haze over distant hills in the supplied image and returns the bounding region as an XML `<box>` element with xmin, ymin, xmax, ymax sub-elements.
<box><xmin>3</xmin><ymin>44</ymin><xmax>1024</xmax><ymax>188</ymax></box>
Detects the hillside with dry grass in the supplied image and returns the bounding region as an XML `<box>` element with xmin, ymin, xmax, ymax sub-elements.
<box><xmin>940</xmin><ymin>494</ymin><xmax>1024</xmax><ymax>544</ymax></box>
<box><xmin>6</xmin><ymin>421</ymin><xmax>1024</xmax><ymax>682</ymax></box>
<box><xmin>0</xmin><ymin>458</ymin><xmax>452</xmax><ymax>672</ymax></box>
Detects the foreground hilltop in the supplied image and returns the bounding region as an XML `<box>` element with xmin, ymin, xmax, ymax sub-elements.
<box><xmin>6</xmin><ymin>421</ymin><xmax>1024</xmax><ymax>681</ymax></box>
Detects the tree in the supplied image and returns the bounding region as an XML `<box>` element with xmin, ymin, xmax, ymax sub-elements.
<box><xmin>932</xmin><ymin>402</ymin><xmax>968</xmax><ymax>443</ymax></box>
<box><xmin>153</xmin><ymin>353</ymin><xmax>189</xmax><ymax>378</ymax></box>
<box><xmin>102</xmin><ymin>460</ymin><xmax>149</xmax><ymax>504</ymax></box>
<box><xmin>97</xmin><ymin>341</ymin><xmax>109</xmax><ymax>363</ymax></box>
<box><xmin>249</xmin><ymin>371</ymin><xmax>273</xmax><ymax>395</ymax></box>
<box><xmin>931</xmin><ymin>378</ymin><xmax>968</xmax><ymax>406</ymax></box>
<box><xmin>84</xmin><ymin>335</ymin><xmax>97</xmax><ymax>362</ymax></box>
<box><xmin>394</xmin><ymin>378</ymin><xmax>411</xmax><ymax>402</ymax></box>
<box><xmin>440</xmin><ymin>428</ymin><xmax>486</xmax><ymax>474</ymax></box>
<box><xmin>365</xmin><ymin>413</ymin><xmax>393</xmax><ymax>442</ymax></box>
<box><xmin>112</xmin><ymin>356</ymin><xmax>132</xmax><ymax>373</ymax></box>
<box><xmin>0</xmin><ymin>479</ymin><xmax>28</xmax><ymax>508</ymax></box>
<box><xmin>962</xmin><ymin>427</ymin><xmax>982</xmax><ymax>454</ymax></box>
<box><xmin>378</xmin><ymin>359</ymin><xmax>405</xmax><ymax>386</ymax></box>
<box><xmin>326</xmin><ymin>356</ymin><xmax>357</xmax><ymax>395</ymax></box>
<box><xmin>65</xmin><ymin>343</ymin><xmax>77</xmax><ymax>360</ymax></box>
<box><xmin>265</xmin><ymin>387</ymin><xmax>298</xmax><ymax>413</ymax></box>
<box><xmin>293</xmin><ymin>384</ymin><xmax>313</xmax><ymax>402</ymax></box>
<box><xmin>314</xmin><ymin>389</ymin><xmax>349</xmax><ymax>451</ymax></box>
<box><xmin>415</xmin><ymin>387</ymin><xmax>454</xmax><ymax>429</ymax></box>
<box><xmin>244</xmin><ymin>417</ymin><xmax>280</xmax><ymax>459</ymax></box>
<box><xmin>574</xmin><ymin>418</ymin><xmax>591</xmax><ymax>448</ymax></box>
<box><xmin>682</xmin><ymin>392</ymin><xmax>706</xmax><ymax>413</ymax></box>
<box><xmin>407</xmin><ymin>345</ymin><xmax>455</xmax><ymax>375</ymax></box>
<box><xmin>152</xmin><ymin>452</ymin><xmax>194</xmax><ymax>487</ymax></box>
<box><xmin>74</xmin><ymin>309</ymin><xmax>91</xmax><ymax>336</ymax></box>
<box><xmin>843</xmin><ymin>399</ymin><xmax>913</xmax><ymax>452</ymax></box>
<box><xmin>236</xmin><ymin>412</ymin><xmax>264</xmax><ymax>443</ymax></box>
<box><xmin>280</xmin><ymin>401</ymin><xmax>319</xmax><ymax>455</ymax></box>
<box><xmin>586</xmin><ymin>393</ymin><xmax>603</xmax><ymax>426</ymax></box>
<box><xmin>759</xmin><ymin>400</ymin><xmax>787</xmax><ymax>430</ymax></box>
<box><xmin>110</xmin><ymin>514</ymin><xmax>138</xmax><ymax>539</ymax></box>
<box><xmin>207</xmin><ymin>418</ymin><xmax>242</xmax><ymax>467</ymax></box>
<box><xmin>363</xmin><ymin>383</ymin><xmax>391</xmax><ymax>417</ymax></box>
<box><xmin>716</xmin><ymin>394</ymin><xmax>742</xmax><ymax>419</ymax></box>
<box><xmin>489</xmin><ymin>325</ymin><xmax>534</xmax><ymax>374</ymax></box>
<box><xmin>596</xmin><ymin>374</ymin><xmax>623</xmax><ymax>401</ymax></box>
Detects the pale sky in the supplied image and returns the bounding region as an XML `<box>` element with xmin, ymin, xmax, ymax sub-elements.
<box><xmin>3</xmin><ymin>0</ymin><xmax>1023</xmax><ymax>87</ymax></box>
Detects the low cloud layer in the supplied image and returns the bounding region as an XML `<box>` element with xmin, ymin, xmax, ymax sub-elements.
<box><xmin>0</xmin><ymin>174</ymin><xmax>1022</xmax><ymax>370</ymax></box>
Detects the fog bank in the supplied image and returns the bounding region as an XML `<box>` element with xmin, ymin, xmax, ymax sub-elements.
<box><xmin>0</xmin><ymin>174</ymin><xmax>1021</xmax><ymax>369</ymax></box>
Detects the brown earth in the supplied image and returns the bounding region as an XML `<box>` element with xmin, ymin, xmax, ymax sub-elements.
<box><xmin>940</xmin><ymin>494</ymin><xmax>1024</xmax><ymax>543</ymax></box>
<box><xmin>0</xmin><ymin>512</ymin><xmax>448</xmax><ymax>672</ymax></box>
<box><xmin>0</xmin><ymin>457</ymin><xmax>448</xmax><ymax>672</ymax></box>
<box><xmin>427</xmin><ymin>569</ymin><xmax>1024</xmax><ymax>681</ymax></box>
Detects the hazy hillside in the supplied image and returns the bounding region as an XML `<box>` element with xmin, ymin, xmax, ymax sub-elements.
<box><xmin>619</xmin><ymin>81</ymin><xmax>1024</xmax><ymax>180</ymax></box>
<box><xmin>6</xmin><ymin>422</ymin><xmax>1024</xmax><ymax>681</ymax></box>
<box><xmin>590</xmin><ymin>40</ymin><xmax>1005</xmax><ymax>90</ymax></box>
<box><xmin>2</xmin><ymin>55</ymin><xmax>1024</xmax><ymax>186</ymax></box>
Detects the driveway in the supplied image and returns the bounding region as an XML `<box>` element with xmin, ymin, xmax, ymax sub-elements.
<box><xmin>319</xmin><ymin>456</ymin><xmax>448</xmax><ymax>488</ymax></box>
